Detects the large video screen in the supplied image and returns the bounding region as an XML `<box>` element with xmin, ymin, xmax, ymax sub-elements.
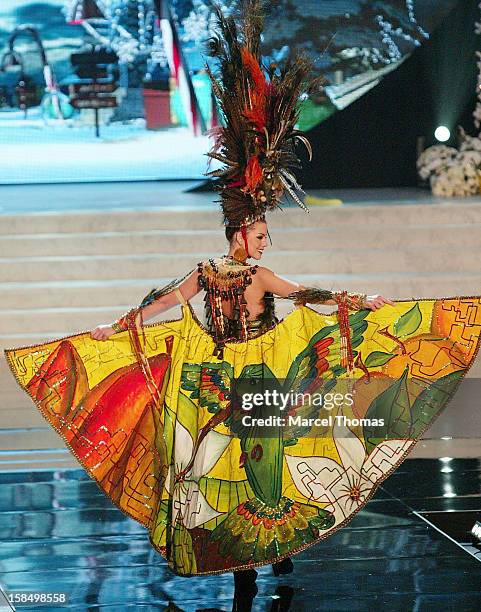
<box><xmin>0</xmin><ymin>0</ymin><xmax>457</xmax><ymax>183</ymax></box>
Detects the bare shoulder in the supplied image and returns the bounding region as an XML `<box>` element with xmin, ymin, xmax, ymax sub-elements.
<box><xmin>253</xmin><ymin>266</ymin><xmax>275</xmax><ymax>285</ymax></box>
<box><xmin>252</xmin><ymin>266</ymin><xmax>301</xmax><ymax>297</ymax></box>
<box><xmin>254</xmin><ymin>265</ymin><xmax>274</xmax><ymax>278</ymax></box>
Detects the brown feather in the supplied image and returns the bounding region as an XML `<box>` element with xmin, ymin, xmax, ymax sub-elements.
<box><xmin>205</xmin><ymin>1</ymin><xmax>318</xmax><ymax>226</ymax></box>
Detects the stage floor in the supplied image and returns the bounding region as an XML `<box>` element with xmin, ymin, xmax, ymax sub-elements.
<box><xmin>1</xmin><ymin>181</ymin><xmax>481</xmax><ymax>215</ymax></box>
<box><xmin>0</xmin><ymin>459</ymin><xmax>480</xmax><ymax>611</ymax></box>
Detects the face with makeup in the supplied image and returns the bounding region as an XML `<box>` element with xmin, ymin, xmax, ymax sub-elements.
<box><xmin>228</xmin><ymin>220</ymin><xmax>268</xmax><ymax>260</ymax></box>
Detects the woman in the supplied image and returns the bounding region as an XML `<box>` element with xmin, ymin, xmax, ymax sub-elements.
<box><xmin>88</xmin><ymin>216</ymin><xmax>393</xmax><ymax>593</ymax></box>
<box><xmin>7</xmin><ymin>213</ymin><xmax>480</xmax><ymax>584</ymax></box>
<box><xmin>90</xmin><ymin>219</ymin><xmax>393</xmax><ymax>344</ymax></box>
<box><xmin>5</xmin><ymin>0</ymin><xmax>481</xmax><ymax>602</ymax></box>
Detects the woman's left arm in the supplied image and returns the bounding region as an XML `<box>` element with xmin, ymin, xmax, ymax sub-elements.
<box><xmin>256</xmin><ymin>267</ymin><xmax>394</xmax><ymax>311</ymax></box>
<box><xmin>256</xmin><ymin>266</ymin><xmax>328</xmax><ymax>299</ymax></box>
<box><xmin>362</xmin><ymin>294</ymin><xmax>395</xmax><ymax>311</ymax></box>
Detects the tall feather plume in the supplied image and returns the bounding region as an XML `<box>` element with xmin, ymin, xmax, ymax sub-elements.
<box><xmin>204</xmin><ymin>0</ymin><xmax>323</xmax><ymax>227</ymax></box>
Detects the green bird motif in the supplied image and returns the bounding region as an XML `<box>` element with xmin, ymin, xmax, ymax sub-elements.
<box><xmin>174</xmin><ymin>310</ymin><xmax>369</xmax><ymax>564</ymax></box>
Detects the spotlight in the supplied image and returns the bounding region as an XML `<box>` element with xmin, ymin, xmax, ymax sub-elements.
<box><xmin>434</xmin><ymin>126</ymin><xmax>451</xmax><ymax>142</ymax></box>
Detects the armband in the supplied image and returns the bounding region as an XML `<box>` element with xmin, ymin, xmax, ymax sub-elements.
<box><xmin>111</xmin><ymin>309</ymin><xmax>135</xmax><ymax>334</ymax></box>
<box><xmin>111</xmin><ymin>320</ymin><xmax>126</xmax><ymax>333</ymax></box>
<box><xmin>286</xmin><ymin>288</ymin><xmax>334</xmax><ymax>306</ymax></box>
<box><xmin>332</xmin><ymin>291</ymin><xmax>367</xmax><ymax>311</ymax></box>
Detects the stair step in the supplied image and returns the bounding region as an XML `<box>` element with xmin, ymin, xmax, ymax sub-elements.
<box><xmin>0</xmin><ymin>458</ymin><xmax>78</xmax><ymax>470</ymax></box>
<box><xmin>0</xmin><ymin>301</ymin><xmax>297</xmax><ymax>335</ymax></box>
<box><xmin>1</xmin><ymin>246</ymin><xmax>480</xmax><ymax>282</ymax></box>
<box><xmin>0</xmin><ymin>429</ymin><xmax>65</xmax><ymax>451</ymax></box>
<box><xmin>0</xmin><ymin>278</ymin><xmax>161</xmax><ymax>309</ymax></box>
<box><xmin>0</xmin><ymin>443</ymin><xmax>78</xmax><ymax>470</ymax></box>
<box><xmin>0</xmin><ymin>304</ymin><xmax>182</xmax><ymax>335</ymax></box>
<box><xmin>0</xmin><ymin>408</ymin><xmax>48</xmax><ymax>429</ymax></box>
<box><xmin>2</xmin><ymin>281</ymin><xmax>481</xmax><ymax>344</ymax></box>
<box><xmin>1</xmin><ymin>271</ymin><xmax>480</xmax><ymax>308</ymax></box>
<box><xmin>2</xmin><ymin>202</ymin><xmax>481</xmax><ymax>234</ymax></box>
<box><xmin>1</xmin><ymin>223</ymin><xmax>481</xmax><ymax>257</ymax></box>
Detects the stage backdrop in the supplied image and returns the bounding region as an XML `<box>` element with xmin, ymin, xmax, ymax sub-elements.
<box><xmin>0</xmin><ymin>0</ymin><xmax>457</xmax><ymax>184</ymax></box>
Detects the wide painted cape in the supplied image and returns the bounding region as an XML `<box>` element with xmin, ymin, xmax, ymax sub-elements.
<box><xmin>4</xmin><ymin>297</ymin><xmax>481</xmax><ymax>576</ymax></box>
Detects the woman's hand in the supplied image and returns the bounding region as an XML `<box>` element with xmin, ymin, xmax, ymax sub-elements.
<box><xmin>363</xmin><ymin>294</ymin><xmax>395</xmax><ymax>311</ymax></box>
<box><xmin>90</xmin><ymin>324</ymin><xmax>116</xmax><ymax>341</ymax></box>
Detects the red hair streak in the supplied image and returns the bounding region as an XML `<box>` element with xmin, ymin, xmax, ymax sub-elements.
<box><xmin>241</xmin><ymin>224</ymin><xmax>250</xmax><ymax>258</ymax></box>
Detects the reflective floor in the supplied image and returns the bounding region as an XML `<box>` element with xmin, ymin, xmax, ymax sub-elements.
<box><xmin>1</xmin><ymin>458</ymin><xmax>481</xmax><ymax>611</ymax></box>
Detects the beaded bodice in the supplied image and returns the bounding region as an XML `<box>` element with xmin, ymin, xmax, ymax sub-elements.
<box><xmin>197</xmin><ymin>256</ymin><xmax>277</xmax><ymax>357</ymax></box>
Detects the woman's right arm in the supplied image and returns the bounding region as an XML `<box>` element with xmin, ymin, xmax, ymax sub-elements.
<box><xmin>90</xmin><ymin>270</ymin><xmax>201</xmax><ymax>341</ymax></box>
<box><xmin>140</xmin><ymin>270</ymin><xmax>200</xmax><ymax>322</ymax></box>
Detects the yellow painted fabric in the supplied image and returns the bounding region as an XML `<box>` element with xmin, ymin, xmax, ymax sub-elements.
<box><xmin>4</xmin><ymin>297</ymin><xmax>481</xmax><ymax>576</ymax></box>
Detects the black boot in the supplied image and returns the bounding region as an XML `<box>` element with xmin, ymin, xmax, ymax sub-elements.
<box><xmin>233</xmin><ymin>568</ymin><xmax>258</xmax><ymax>598</ymax></box>
<box><xmin>271</xmin><ymin>557</ymin><xmax>293</xmax><ymax>576</ymax></box>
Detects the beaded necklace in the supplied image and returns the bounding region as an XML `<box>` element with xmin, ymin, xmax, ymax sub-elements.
<box><xmin>197</xmin><ymin>255</ymin><xmax>259</xmax><ymax>357</ymax></box>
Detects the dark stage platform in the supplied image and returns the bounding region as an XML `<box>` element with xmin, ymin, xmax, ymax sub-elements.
<box><xmin>0</xmin><ymin>459</ymin><xmax>480</xmax><ymax>611</ymax></box>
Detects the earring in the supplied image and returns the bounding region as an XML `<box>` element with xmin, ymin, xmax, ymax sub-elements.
<box><xmin>234</xmin><ymin>224</ymin><xmax>249</xmax><ymax>262</ymax></box>
<box><xmin>233</xmin><ymin>246</ymin><xmax>248</xmax><ymax>262</ymax></box>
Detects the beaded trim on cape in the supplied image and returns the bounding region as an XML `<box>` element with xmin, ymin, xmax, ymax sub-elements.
<box><xmin>5</xmin><ymin>296</ymin><xmax>481</xmax><ymax>576</ymax></box>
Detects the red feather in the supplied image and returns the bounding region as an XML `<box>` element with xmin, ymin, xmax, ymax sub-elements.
<box><xmin>240</xmin><ymin>47</ymin><xmax>267</xmax><ymax>95</ymax></box>
<box><xmin>243</xmin><ymin>107</ymin><xmax>266</xmax><ymax>131</ymax></box>
<box><xmin>244</xmin><ymin>155</ymin><xmax>263</xmax><ymax>192</ymax></box>
<box><xmin>240</xmin><ymin>46</ymin><xmax>267</xmax><ymax>131</ymax></box>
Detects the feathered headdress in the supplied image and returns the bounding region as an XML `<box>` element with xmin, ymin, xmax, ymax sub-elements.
<box><xmin>204</xmin><ymin>0</ymin><xmax>323</xmax><ymax>227</ymax></box>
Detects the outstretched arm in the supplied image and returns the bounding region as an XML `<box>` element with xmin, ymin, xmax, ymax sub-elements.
<box><xmin>256</xmin><ymin>267</ymin><xmax>394</xmax><ymax>310</ymax></box>
<box><xmin>256</xmin><ymin>267</ymin><xmax>337</xmax><ymax>303</ymax></box>
<box><xmin>90</xmin><ymin>270</ymin><xmax>201</xmax><ymax>341</ymax></box>
<box><xmin>139</xmin><ymin>270</ymin><xmax>200</xmax><ymax>321</ymax></box>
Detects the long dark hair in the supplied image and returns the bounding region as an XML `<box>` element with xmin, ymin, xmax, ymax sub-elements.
<box><xmin>225</xmin><ymin>225</ymin><xmax>238</xmax><ymax>242</ymax></box>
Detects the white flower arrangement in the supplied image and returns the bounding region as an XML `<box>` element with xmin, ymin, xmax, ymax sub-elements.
<box><xmin>459</xmin><ymin>128</ymin><xmax>481</xmax><ymax>152</ymax></box>
<box><xmin>416</xmin><ymin>145</ymin><xmax>457</xmax><ymax>180</ymax></box>
<box><xmin>417</xmin><ymin>3</ymin><xmax>481</xmax><ymax>197</ymax></box>
<box><xmin>417</xmin><ymin>138</ymin><xmax>481</xmax><ymax>197</ymax></box>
